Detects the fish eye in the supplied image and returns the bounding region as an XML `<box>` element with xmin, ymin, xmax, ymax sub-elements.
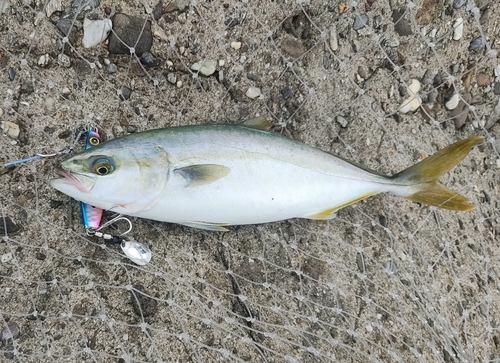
<box><xmin>91</xmin><ymin>157</ymin><xmax>115</xmax><ymax>176</ymax></box>
<box><xmin>89</xmin><ymin>136</ymin><xmax>100</xmax><ymax>146</ymax></box>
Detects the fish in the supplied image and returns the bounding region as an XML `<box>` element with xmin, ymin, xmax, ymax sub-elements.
<box><xmin>50</xmin><ymin>121</ymin><xmax>483</xmax><ymax>231</ymax></box>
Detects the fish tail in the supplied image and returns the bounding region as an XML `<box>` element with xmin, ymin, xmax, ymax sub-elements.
<box><xmin>391</xmin><ymin>136</ymin><xmax>483</xmax><ymax>211</ymax></box>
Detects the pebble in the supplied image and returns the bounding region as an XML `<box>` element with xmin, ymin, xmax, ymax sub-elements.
<box><xmin>0</xmin><ymin>216</ymin><xmax>19</xmax><ymax>234</ymax></box>
<box><xmin>335</xmin><ymin>115</ymin><xmax>348</xmax><ymax>128</ymax></box>
<box><xmin>494</xmin><ymin>82</ymin><xmax>500</xmax><ymax>95</ymax></box>
<box><xmin>246</xmin><ymin>87</ymin><xmax>261</xmax><ymax>99</ymax></box>
<box><xmin>445</xmin><ymin>93</ymin><xmax>460</xmax><ymax>110</ymax></box>
<box><xmin>476</xmin><ymin>72</ymin><xmax>490</xmax><ymax>87</ymax></box>
<box><xmin>8</xmin><ymin>67</ymin><xmax>14</xmax><ymax>81</ymax></box>
<box><xmin>0</xmin><ymin>322</ymin><xmax>20</xmax><ymax>346</ymax></box>
<box><xmin>82</xmin><ymin>18</ymin><xmax>112</xmax><ymax>48</ymax></box>
<box><xmin>281</xmin><ymin>38</ymin><xmax>306</xmax><ymax>58</ymax></box>
<box><xmin>62</xmin><ymin>0</ymin><xmax>99</xmax><ymax>20</ymax></box>
<box><xmin>167</xmin><ymin>73</ymin><xmax>177</xmax><ymax>85</ymax></box>
<box><xmin>281</xmin><ymin>86</ymin><xmax>292</xmax><ymax>100</ymax></box>
<box><xmin>140</xmin><ymin>52</ymin><xmax>158</xmax><ymax>68</ymax></box>
<box><xmin>37</xmin><ymin>54</ymin><xmax>50</xmax><ymax>68</ymax></box>
<box><xmin>57</xmin><ymin>54</ymin><xmax>71</xmax><ymax>68</ymax></box>
<box><xmin>392</xmin><ymin>9</ymin><xmax>413</xmax><ymax>36</ymax></box>
<box><xmin>373</xmin><ymin>15</ymin><xmax>381</xmax><ymax>29</ymax></box>
<box><xmin>383</xmin><ymin>38</ymin><xmax>400</xmax><ymax>47</ymax></box>
<box><xmin>353</xmin><ymin>14</ymin><xmax>369</xmax><ymax>31</ymax></box>
<box><xmin>190</xmin><ymin>60</ymin><xmax>216</xmax><ymax>76</ymax></box>
<box><xmin>452</xmin><ymin>17</ymin><xmax>464</xmax><ymax>41</ymax></box>
<box><xmin>1</xmin><ymin>252</ymin><xmax>13</xmax><ymax>263</ymax></box>
<box><xmin>108</xmin><ymin>13</ymin><xmax>152</xmax><ymax>56</ymax></box>
<box><xmin>399</xmin><ymin>95</ymin><xmax>421</xmax><ymax>113</ymax></box>
<box><xmin>453</xmin><ymin>0</ymin><xmax>466</xmax><ymax>9</ymax></box>
<box><xmin>407</xmin><ymin>79</ymin><xmax>421</xmax><ymax>96</ymax></box>
<box><xmin>485</xmin><ymin>98</ymin><xmax>500</xmax><ymax>130</ymax></box>
<box><xmin>118</xmin><ymin>86</ymin><xmax>132</xmax><ymax>101</ymax></box>
<box><xmin>230</xmin><ymin>41</ymin><xmax>241</xmax><ymax>50</ymax></box>
<box><xmin>329</xmin><ymin>24</ymin><xmax>338</xmax><ymax>51</ymax></box>
<box><xmin>1</xmin><ymin>121</ymin><xmax>20</xmax><ymax>139</ymax></box>
<box><xmin>45</xmin><ymin>0</ymin><xmax>62</xmax><ymax>17</ymax></box>
<box><xmin>44</xmin><ymin>97</ymin><xmax>56</xmax><ymax>113</ymax></box>
<box><xmin>20</xmin><ymin>83</ymin><xmax>34</xmax><ymax>94</ymax></box>
<box><xmin>469</xmin><ymin>36</ymin><xmax>484</xmax><ymax>52</ymax></box>
<box><xmin>451</xmin><ymin>100</ymin><xmax>469</xmax><ymax>129</ymax></box>
<box><xmin>106</xmin><ymin>63</ymin><xmax>117</xmax><ymax>74</ymax></box>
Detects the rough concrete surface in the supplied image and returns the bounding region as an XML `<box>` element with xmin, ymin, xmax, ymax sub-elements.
<box><xmin>0</xmin><ymin>0</ymin><xmax>499</xmax><ymax>362</ymax></box>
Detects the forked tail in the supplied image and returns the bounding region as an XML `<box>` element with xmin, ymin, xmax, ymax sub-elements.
<box><xmin>392</xmin><ymin>136</ymin><xmax>483</xmax><ymax>211</ymax></box>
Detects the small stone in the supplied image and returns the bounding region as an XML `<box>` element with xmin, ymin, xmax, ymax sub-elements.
<box><xmin>1</xmin><ymin>252</ymin><xmax>13</xmax><ymax>263</ymax></box>
<box><xmin>230</xmin><ymin>41</ymin><xmax>241</xmax><ymax>50</ymax></box>
<box><xmin>451</xmin><ymin>100</ymin><xmax>469</xmax><ymax>129</ymax></box>
<box><xmin>45</xmin><ymin>0</ymin><xmax>62</xmax><ymax>17</ymax></box>
<box><xmin>191</xmin><ymin>60</ymin><xmax>216</xmax><ymax>76</ymax></box>
<box><xmin>1</xmin><ymin>121</ymin><xmax>20</xmax><ymax>139</ymax></box>
<box><xmin>452</xmin><ymin>17</ymin><xmax>464</xmax><ymax>41</ymax></box>
<box><xmin>373</xmin><ymin>15</ymin><xmax>381</xmax><ymax>29</ymax></box>
<box><xmin>167</xmin><ymin>73</ymin><xmax>177</xmax><ymax>85</ymax></box>
<box><xmin>494</xmin><ymin>82</ymin><xmax>500</xmax><ymax>95</ymax></box>
<box><xmin>445</xmin><ymin>93</ymin><xmax>460</xmax><ymax>110</ymax></box>
<box><xmin>392</xmin><ymin>9</ymin><xmax>413</xmax><ymax>36</ymax></box>
<box><xmin>0</xmin><ymin>216</ymin><xmax>19</xmax><ymax>234</ymax></box>
<box><xmin>281</xmin><ymin>38</ymin><xmax>306</xmax><ymax>58</ymax></box>
<box><xmin>246</xmin><ymin>87</ymin><xmax>261</xmax><ymax>99</ymax></box>
<box><xmin>485</xmin><ymin>98</ymin><xmax>500</xmax><ymax>130</ymax></box>
<box><xmin>106</xmin><ymin>63</ymin><xmax>117</xmax><ymax>74</ymax></box>
<box><xmin>382</xmin><ymin>38</ymin><xmax>400</xmax><ymax>47</ymax></box>
<box><xmin>453</xmin><ymin>0</ymin><xmax>466</xmax><ymax>9</ymax></box>
<box><xmin>281</xmin><ymin>86</ymin><xmax>292</xmax><ymax>100</ymax></box>
<box><xmin>399</xmin><ymin>95</ymin><xmax>422</xmax><ymax>113</ymax></box>
<box><xmin>407</xmin><ymin>79</ymin><xmax>421</xmax><ymax>96</ymax></box>
<box><xmin>353</xmin><ymin>14</ymin><xmax>369</xmax><ymax>31</ymax></box>
<box><xmin>57</xmin><ymin>54</ymin><xmax>71</xmax><ymax>68</ymax></box>
<box><xmin>329</xmin><ymin>24</ymin><xmax>338</xmax><ymax>51</ymax></box>
<box><xmin>82</xmin><ymin>18</ymin><xmax>112</xmax><ymax>48</ymax></box>
<box><xmin>476</xmin><ymin>72</ymin><xmax>490</xmax><ymax>87</ymax></box>
<box><xmin>37</xmin><ymin>54</ymin><xmax>51</xmax><ymax>68</ymax></box>
<box><xmin>469</xmin><ymin>37</ymin><xmax>484</xmax><ymax>52</ymax></box>
<box><xmin>139</xmin><ymin>52</ymin><xmax>158</xmax><ymax>68</ymax></box>
<box><xmin>108</xmin><ymin>13</ymin><xmax>152</xmax><ymax>56</ymax></box>
<box><xmin>1</xmin><ymin>322</ymin><xmax>20</xmax><ymax>346</ymax></box>
<box><xmin>62</xmin><ymin>87</ymin><xmax>71</xmax><ymax>95</ymax></box>
<box><xmin>8</xmin><ymin>68</ymin><xmax>14</xmax><ymax>81</ymax></box>
<box><xmin>62</xmin><ymin>0</ymin><xmax>99</xmax><ymax>20</ymax></box>
<box><xmin>118</xmin><ymin>86</ymin><xmax>132</xmax><ymax>101</ymax></box>
<box><xmin>56</xmin><ymin>18</ymin><xmax>75</xmax><ymax>42</ymax></box>
<box><xmin>335</xmin><ymin>115</ymin><xmax>349</xmax><ymax>128</ymax></box>
<box><xmin>44</xmin><ymin>97</ymin><xmax>56</xmax><ymax>113</ymax></box>
<box><xmin>20</xmin><ymin>83</ymin><xmax>34</xmax><ymax>95</ymax></box>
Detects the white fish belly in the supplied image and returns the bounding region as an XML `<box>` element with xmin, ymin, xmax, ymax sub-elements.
<box><xmin>131</xmin><ymin>156</ymin><xmax>384</xmax><ymax>226</ymax></box>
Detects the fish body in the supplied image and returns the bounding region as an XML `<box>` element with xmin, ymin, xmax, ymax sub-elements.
<box><xmin>51</xmin><ymin>124</ymin><xmax>482</xmax><ymax>230</ymax></box>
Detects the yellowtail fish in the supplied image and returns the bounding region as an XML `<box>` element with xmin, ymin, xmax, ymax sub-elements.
<box><xmin>50</xmin><ymin>122</ymin><xmax>483</xmax><ymax>231</ymax></box>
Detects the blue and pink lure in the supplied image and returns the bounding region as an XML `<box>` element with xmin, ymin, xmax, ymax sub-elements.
<box><xmin>81</xmin><ymin>130</ymin><xmax>103</xmax><ymax>229</ymax></box>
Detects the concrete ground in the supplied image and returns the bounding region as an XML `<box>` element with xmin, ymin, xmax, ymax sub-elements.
<box><xmin>0</xmin><ymin>0</ymin><xmax>499</xmax><ymax>362</ymax></box>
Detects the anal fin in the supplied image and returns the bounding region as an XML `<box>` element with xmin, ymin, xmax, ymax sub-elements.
<box><xmin>306</xmin><ymin>192</ymin><xmax>378</xmax><ymax>220</ymax></box>
<box><xmin>181</xmin><ymin>221</ymin><xmax>230</xmax><ymax>231</ymax></box>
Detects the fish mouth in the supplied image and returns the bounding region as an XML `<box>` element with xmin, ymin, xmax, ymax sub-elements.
<box><xmin>52</xmin><ymin>169</ymin><xmax>96</xmax><ymax>193</ymax></box>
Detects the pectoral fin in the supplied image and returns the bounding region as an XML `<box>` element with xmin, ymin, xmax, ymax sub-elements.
<box><xmin>181</xmin><ymin>221</ymin><xmax>229</xmax><ymax>231</ymax></box>
<box><xmin>174</xmin><ymin>164</ymin><xmax>230</xmax><ymax>187</ymax></box>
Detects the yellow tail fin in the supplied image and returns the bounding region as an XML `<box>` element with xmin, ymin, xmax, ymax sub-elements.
<box><xmin>392</xmin><ymin>136</ymin><xmax>483</xmax><ymax>211</ymax></box>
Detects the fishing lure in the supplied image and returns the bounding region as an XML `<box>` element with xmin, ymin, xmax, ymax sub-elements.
<box><xmin>80</xmin><ymin>129</ymin><xmax>104</xmax><ymax>229</ymax></box>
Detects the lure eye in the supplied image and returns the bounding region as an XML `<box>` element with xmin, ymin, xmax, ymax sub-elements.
<box><xmin>91</xmin><ymin>157</ymin><xmax>115</xmax><ymax>176</ymax></box>
<box><xmin>89</xmin><ymin>136</ymin><xmax>100</xmax><ymax>146</ymax></box>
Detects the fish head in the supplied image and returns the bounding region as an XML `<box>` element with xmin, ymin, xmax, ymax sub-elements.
<box><xmin>50</xmin><ymin>142</ymin><xmax>169</xmax><ymax>213</ymax></box>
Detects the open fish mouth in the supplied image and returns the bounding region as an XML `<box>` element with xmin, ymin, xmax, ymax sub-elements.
<box><xmin>53</xmin><ymin>169</ymin><xmax>96</xmax><ymax>193</ymax></box>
